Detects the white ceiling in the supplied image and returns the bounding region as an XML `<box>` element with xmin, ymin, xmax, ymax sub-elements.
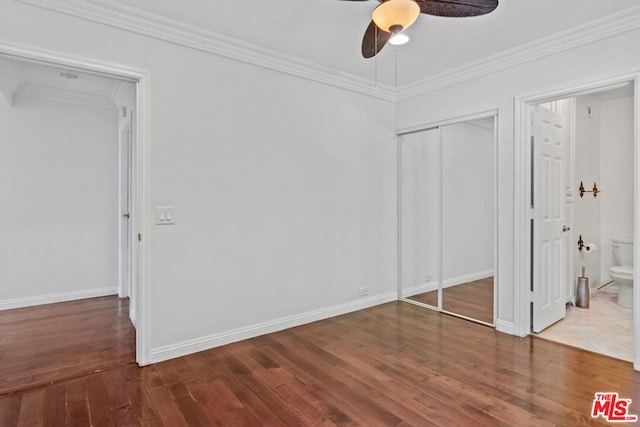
<box><xmin>110</xmin><ymin>0</ymin><xmax>640</xmax><ymax>86</ymax></box>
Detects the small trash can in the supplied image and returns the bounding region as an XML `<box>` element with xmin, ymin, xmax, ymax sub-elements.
<box><xmin>576</xmin><ymin>276</ymin><xmax>589</xmax><ymax>308</ymax></box>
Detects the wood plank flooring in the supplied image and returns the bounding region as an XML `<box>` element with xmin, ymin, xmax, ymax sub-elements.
<box><xmin>0</xmin><ymin>296</ymin><xmax>135</xmax><ymax>395</ymax></box>
<box><xmin>2</xmin><ymin>301</ymin><xmax>638</xmax><ymax>426</ymax></box>
<box><xmin>409</xmin><ymin>277</ymin><xmax>494</xmax><ymax>323</ymax></box>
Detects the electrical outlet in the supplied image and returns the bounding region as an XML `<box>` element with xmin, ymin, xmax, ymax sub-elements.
<box><xmin>425</xmin><ymin>273</ymin><xmax>432</xmax><ymax>282</ymax></box>
<box><xmin>359</xmin><ymin>287</ymin><xmax>369</xmax><ymax>297</ymax></box>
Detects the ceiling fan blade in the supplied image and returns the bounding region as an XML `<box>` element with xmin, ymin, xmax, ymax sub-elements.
<box><xmin>417</xmin><ymin>0</ymin><xmax>498</xmax><ymax>17</ymax></box>
<box><xmin>362</xmin><ymin>21</ymin><xmax>391</xmax><ymax>58</ymax></box>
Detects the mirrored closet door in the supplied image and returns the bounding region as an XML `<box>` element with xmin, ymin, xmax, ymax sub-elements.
<box><xmin>399</xmin><ymin>114</ymin><xmax>496</xmax><ymax>325</ymax></box>
<box><xmin>400</xmin><ymin>127</ymin><xmax>441</xmax><ymax>310</ymax></box>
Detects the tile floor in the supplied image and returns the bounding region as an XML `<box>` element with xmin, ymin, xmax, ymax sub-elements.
<box><xmin>536</xmin><ymin>291</ymin><xmax>633</xmax><ymax>362</ymax></box>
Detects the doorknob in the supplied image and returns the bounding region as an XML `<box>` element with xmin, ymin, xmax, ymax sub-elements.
<box><xmin>562</xmin><ymin>225</ymin><xmax>571</xmax><ymax>232</ymax></box>
<box><xmin>122</xmin><ymin>213</ymin><xmax>130</xmax><ymax>219</ymax></box>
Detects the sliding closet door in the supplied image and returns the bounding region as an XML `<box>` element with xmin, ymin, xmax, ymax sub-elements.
<box><xmin>399</xmin><ymin>114</ymin><xmax>496</xmax><ymax>326</ymax></box>
<box><xmin>400</xmin><ymin>128</ymin><xmax>441</xmax><ymax>308</ymax></box>
<box><xmin>441</xmin><ymin>119</ymin><xmax>495</xmax><ymax>324</ymax></box>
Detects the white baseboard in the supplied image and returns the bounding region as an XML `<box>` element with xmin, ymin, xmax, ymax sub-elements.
<box><xmin>402</xmin><ymin>269</ymin><xmax>494</xmax><ymax>298</ymax></box>
<box><xmin>496</xmin><ymin>319</ymin><xmax>515</xmax><ymax>335</ymax></box>
<box><xmin>0</xmin><ymin>287</ymin><xmax>119</xmax><ymax>310</ymax></box>
<box><xmin>150</xmin><ymin>291</ymin><xmax>398</xmax><ymax>364</ymax></box>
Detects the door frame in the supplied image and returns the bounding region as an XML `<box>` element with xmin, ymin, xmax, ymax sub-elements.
<box><xmin>514</xmin><ymin>72</ymin><xmax>640</xmax><ymax>370</ymax></box>
<box><xmin>397</xmin><ymin>109</ymin><xmax>499</xmax><ymax>327</ymax></box>
<box><xmin>0</xmin><ymin>42</ymin><xmax>153</xmax><ymax>366</ymax></box>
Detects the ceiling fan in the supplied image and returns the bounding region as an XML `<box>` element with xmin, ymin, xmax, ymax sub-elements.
<box><xmin>341</xmin><ymin>0</ymin><xmax>499</xmax><ymax>58</ymax></box>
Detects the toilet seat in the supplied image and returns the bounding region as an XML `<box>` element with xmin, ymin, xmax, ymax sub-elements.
<box><xmin>610</xmin><ymin>265</ymin><xmax>633</xmax><ymax>277</ymax></box>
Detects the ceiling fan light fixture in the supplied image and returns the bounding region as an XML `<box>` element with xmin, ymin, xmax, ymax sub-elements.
<box><xmin>388</xmin><ymin>32</ymin><xmax>410</xmax><ymax>45</ymax></box>
<box><xmin>372</xmin><ymin>0</ymin><xmax>420</xmax><ymax>33</ymax></box>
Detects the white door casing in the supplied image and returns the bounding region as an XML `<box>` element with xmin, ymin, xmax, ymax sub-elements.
<box><xmin>532</xmin><ymin>105</ymin><xmax>568</xmax><ymax>333</ymax></box>
<box><xmin>129</xmin><ymin>110</ymin><xmax>139</xmax><ymax>329</ymax></box>
<box><xmin>119</xmin><ymin>125</ymin><xmax>132</xmax><ymax>299</ymax></box>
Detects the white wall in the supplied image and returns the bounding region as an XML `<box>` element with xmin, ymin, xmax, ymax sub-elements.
<box><xmin>0</xmin><ymin>93</ymin><xmax>119</xmax><ymax>308</ymax></box>
<box><xmin>0</xmin><ymin>0</ymin><xmax>396</xmax><ymax>359</ymax></box>
<box><xmin>600</xmin><ymin>95</ymin><xmax>634</xmax><ymax>287</ymax></box>
<box><xmin>573</xmin><ymin>95</ymin><xmax>602</xmax><ymax>287</ymax></box>
<box><xmin>149</xmin><ymin>61</ymin><xmax>396</xmax><ymax>351</ymax></box>
<box><xmin>397</xmin><ymin>27</ymin><xmax>640</xmax><ymax>330</ymax></box>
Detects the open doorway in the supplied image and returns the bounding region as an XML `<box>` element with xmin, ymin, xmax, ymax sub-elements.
<box><xmin>515</xmin><ymin>76</ymin><xmax>639</xmax><ymax>368</ymax></box>
<box><xmin>0</xmin><ymin>54</ymin><xmax>141</xmax><ymax>391</ymax></box>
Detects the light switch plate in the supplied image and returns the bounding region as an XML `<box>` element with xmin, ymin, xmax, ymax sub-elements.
<box><xmin>155</xmin><ymin>206</ymin><xmax>175</xmax><ymax>225</ymax></box>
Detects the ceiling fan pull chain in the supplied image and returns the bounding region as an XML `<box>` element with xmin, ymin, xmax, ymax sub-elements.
<box><xmin>394</xmin><ymin>48</ymin><xmax>398</xmax><ymax>88</ymax></box>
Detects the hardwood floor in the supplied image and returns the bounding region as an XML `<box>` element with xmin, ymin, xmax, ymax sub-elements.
<box><xmin>0</xmin><ymin>296</ymin><xmax>135</xmax><ymax>395</ymax></box>
<box><xmin>2</xmin><ymin>301</ymin><xmax>638</xmax><ymax>426</ymax></box>
<box><xmin>408</xmin><ymin>277</ymin><xmax>494</xmax><ymax>323</ymax></box>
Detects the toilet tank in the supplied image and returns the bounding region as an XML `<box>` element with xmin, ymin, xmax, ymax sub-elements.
<box><xmin>612</xmin><ymin>237</ymin><xmax>634</xmax><ymax>266</ymax></box>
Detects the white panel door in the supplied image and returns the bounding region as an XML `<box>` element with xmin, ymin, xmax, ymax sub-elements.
<box><xmin>533</xmin><ymin>105</ymin><xmax>568</xmax><ymax>333</ymax></box>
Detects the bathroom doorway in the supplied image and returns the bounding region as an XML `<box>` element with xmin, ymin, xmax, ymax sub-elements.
<box><xmin>520</xmin><ymin>80</ymin><xmax>637</xmax><ymax>364</ymax></box>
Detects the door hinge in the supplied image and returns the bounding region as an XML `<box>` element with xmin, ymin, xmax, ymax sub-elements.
<box><xmin>530</xmin><ymin>290</ymin><xmax>535</xmax><ymax>302</ymax></box>
<box><xmin>138</xmin><ymin>233</ymin><xmax>141</xmax><ymax>242</ymax></box>
<box><xmin>529</xmin><ymin>207</ymin><xmax>536</xmax><ymax>220</ymax></box>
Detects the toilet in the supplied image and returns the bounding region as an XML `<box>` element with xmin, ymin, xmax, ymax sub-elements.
<box><xmin>609</xmin><ymin>237</ymin><xmax>634</xmax><ymax>308</ymax></box>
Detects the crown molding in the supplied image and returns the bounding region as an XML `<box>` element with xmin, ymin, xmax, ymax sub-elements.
<box><xmin>0</xmin><ymin>57</ymin><xmax>24</xmax><ymax>105</ymax></box>
<box><xmin>15</xmin><ymin>0</ymin><xmax>396</xmax><ymax>102</ymax></box>
<box><xmin>17</xmin><ymin>81</ymin><xmax>116</xmax><ymax>109</ymax></box>
<box><xmin>396</xmin><ymin>5</ymin><xmax>640</xmax><ymax>101</ymax></box>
